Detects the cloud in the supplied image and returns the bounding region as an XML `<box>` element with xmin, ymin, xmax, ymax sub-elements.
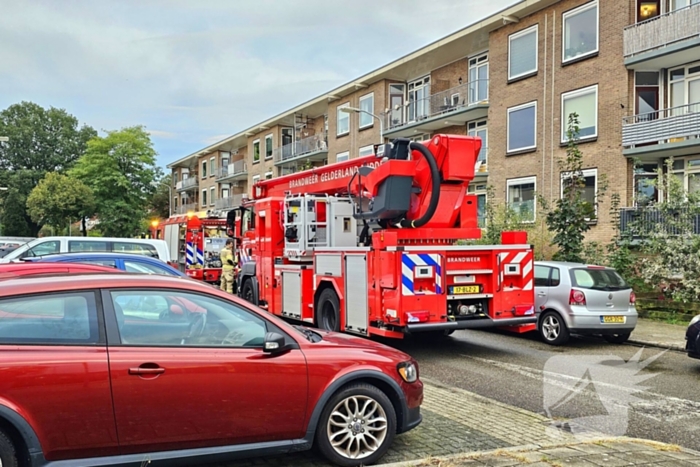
<box><xmin>0</xmin><ymin>0</ymin><xmax>514</xmax><ymax>167</ymax></box>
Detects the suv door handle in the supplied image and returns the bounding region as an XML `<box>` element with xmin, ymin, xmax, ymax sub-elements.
<box><xmin>129</xmin><ymin>367</ymin><xmax>165</xmax><ymax>375</ymax></box>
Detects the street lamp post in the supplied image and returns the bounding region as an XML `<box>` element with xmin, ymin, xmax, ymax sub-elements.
<box><xmin>340</xmin><ymin>107</ymin><xmax>384</xmax><ymax>143</ymax></box>
<box><xmin>0</xmin><ymin>187</ymin><xmax>7</xmax><ymax>237</ymax></box>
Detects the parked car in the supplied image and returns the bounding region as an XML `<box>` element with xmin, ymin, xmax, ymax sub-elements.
<box><xmin>32</xmin><ymin>252</ymin><xmax>187</xmax><ymax>277</ymax></box>
<box><xmin>0</xmin><ymin>237</ymin><xmax>172</xmax><ymax>264</ymax></box>
<box><xmin>685</xmin><ymin>315</ymin><xmax>700</xmax><ymax>359</ymax></box>
<box><xmin>0</xmin><ymin>262</ymin><xmax>121</xmax><ymax>279</ymax></box>
<box><xmin>0</xmin><ymin>246</ymin><xmax>18</xmax><ymax>259</ymax></box>
<box><xmin>0</xmin><ymin>273</ymin><xmax>422</xmax><ymax>467</ymax></box>
<box><xmin>534</xmin><ymin>261</ymin><xmax>638</xmax><ymax>345</ymax></box>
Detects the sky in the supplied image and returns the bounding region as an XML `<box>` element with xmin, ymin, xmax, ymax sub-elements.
<box><xmin>0</xmin><ymin>0</ymin><xmax>514</xmax><ymax>168</ymax></box>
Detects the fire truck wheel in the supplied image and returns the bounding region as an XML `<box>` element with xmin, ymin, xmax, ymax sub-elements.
<box><xmin>539</xmin><ymin>310</ymin><xmax>570</xmax><ymax>346</ymax></box>
<box><xmin>317</xmin><ymin>288</ymin><xmax>340</xmax><ymax>332</ymax></box>
<box><xmin>0</xmin><ymin>429</ymin><xmax>19</xmax><ymax>467</ymax></box>
<box><xmin>240</xmin><ymin>279</ymin><xmax>256</xmax><ymax>305</ymax></box>
<box><xmin>315</xmin><ymin>383</ymin><xmax>396</xmax><ymax>467</ymax></box>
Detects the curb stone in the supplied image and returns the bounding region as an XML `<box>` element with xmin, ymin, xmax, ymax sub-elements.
<box><xmin>627</xmin><ymin>337</ymin><xmax>686</xmax><ymax>352</ymax></box>
<box><xmin>377</xmin><ymin>436</ymin><xmax>700</xmax><ymax>467</ymax></box>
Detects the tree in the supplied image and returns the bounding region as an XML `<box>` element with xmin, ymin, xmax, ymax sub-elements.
<box><xmin>1</xmin><ymin>189</ymin><xmax>32</xmax><ymax>237</ymax></box>
<box><xmin>147</xmin><ymin>173</ymin><xmax>171</xmax><ymax>219</ymax></box>
<box><xmin>546</xmin><ymin>113</ymin><xmax>605</xmax><ymax>263</ymax></box>
<box><xmin>26</xmin><ymin>172</ymin><xmax>96</xmax><ymax>236</ymax></box>
<box><xmin>0</xmin><ymin>102</ymin><xmax>96</xmax><ymax>235</ymax></box>
<box><xmin>70</xmin><ymin>126</ymin><xmax>159</xmax><ymax>237</ymax></box>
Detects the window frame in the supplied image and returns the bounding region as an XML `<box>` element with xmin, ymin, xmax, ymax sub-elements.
<box><xmin>252</xmin><ymin>139</ymin><xmax>261</xmax><ymax>163</ymax></box>
<box><xmin>562</xmin><ymin>1</ymin><xmax>599</xmax><ymax>64</ymax></box>
<box><xmin>264</xmin><ymin>171</ymin><xmax>273</xmax><ymax>180</ymax></box>
<box><xmin>506</xmin><ymin>176</ymin><xmax>537</xmax><ymax>222</ymax></box>
<box><xmin>69</xmin><ymin>240</ymin><xmax>109</xmax><ymax>253</ymax></box>
<box><xmin>507</xmin><ymin>101</ymin><xmax>537</xmax><ymax>153</ymax></box>
<box><xmin>0</xmin><ymin>290</ymin><xmax>104</xmax><ymax>346</ymax></box>
<box><xmin>508</xmin><ymin>24</ymin><xmax>539</xmax><ymax>81</ymax></box>
<box><xmin>210</xmin><ymin>187</ymin><xmax>216</xmax><ymax>206</ymax></box>
<box><xmin>252</xmin><ymin>175</ymin><xmax>261</xmax><ymax>184</ymax></box>
<box><xmin>209</xmin><ymin>157</ymin><xmax>216</xmax><ymax>177</ymax></box>
<box><xmin>560</xmin><ymin>168</ymin><xmax>598</xmax><ymax>220</ymax></box>
<box><xmin>201</xmin><ymin>189</ymin><xmax>207</xmax><ymax>207</ymax></box>
<box><xmin>337</xmin><ymin>103</ymin><xmax>350</xmax><ymax>136</ymax></box>
<box><xmin>358</xmin><ymin>93</ymin><xmax>375</xmax><ymax>129</ymax></box>
<box><xmin>264</xmin><ymin>134</ymin><xmax>273</xmax><ymax>160</ymax></box>
<box><xmin>336</xmin><ymin>151</ymin><xmax>350</xmax><ymax>162</ymax></box>
<box><xmin>359</xmin><ymin>145</ymin><xmax>374</xmax><ymax>157</ymax></box>
<box><xmin>201</xmin><ymin>160</ymin><xmax>207</xmax><ymax>179</ymax></box>
<box><xmin>561</xmin><ymin>85</ymin><xmax>598</xmax><ymax>143</ymax></box>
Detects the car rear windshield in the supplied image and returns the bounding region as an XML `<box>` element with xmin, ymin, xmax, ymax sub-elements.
<box><xmin>569</xmin><ymin>268</ymin><xmax>630</xmax><ymax>291</ymax></box>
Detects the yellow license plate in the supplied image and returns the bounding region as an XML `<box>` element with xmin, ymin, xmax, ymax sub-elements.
<box><xmin>451</xmin><ymin>285</ymin><xmax>480</xmax><ymax>294</ymax></box>
<box><xmin>601</xmin><ymin>316</ymin><xmax>626</xmax><ymax>324</ymax></box>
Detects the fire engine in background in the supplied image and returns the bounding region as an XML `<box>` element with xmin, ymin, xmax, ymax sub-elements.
<box><xmin>152</xmin><ymin>214</ymin><xmax>232</xmax><ymax>284</ymax></box>
<box><xmin>230</xmin><ymin>134</ymin><xmax>537</xmax><ymax>339</ymax></box>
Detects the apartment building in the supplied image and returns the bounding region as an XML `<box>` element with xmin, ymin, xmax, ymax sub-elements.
<box><xmin>166</xmin><ymin>0</ymin><xmax>700</xmax><ymax>242</ymax></box>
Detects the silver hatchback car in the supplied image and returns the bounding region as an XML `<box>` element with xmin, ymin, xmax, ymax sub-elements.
<box><xmin>534</xmin><ymin>261</ymin><xmax>638</xmax><ymax>345</ymax></box>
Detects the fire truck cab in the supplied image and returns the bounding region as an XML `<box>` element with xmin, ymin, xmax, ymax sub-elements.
<box><xmin>234</xmin><ymin>134</ymin><xmax>536</xmax><ymax>339</ymax></box>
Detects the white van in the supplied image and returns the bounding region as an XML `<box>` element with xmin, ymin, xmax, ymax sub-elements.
<box><xmin>0</xmin><ymin>237</ymin><xmax>171</xmax><ymax>264</ymax></box>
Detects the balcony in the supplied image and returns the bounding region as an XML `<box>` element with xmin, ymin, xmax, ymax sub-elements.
<box><xmin>273</xmin><ymin>133</ymin><xmax>328</xmax><ymax>166</ymax></box>
<box><xmin>622</xmin><ymin>103</ymin><xmax>700</xmax><ymax>158</ymax></box>
<box><xmin>214</xmin><ymin>194</ymin><xmax>245</xmax><ymax>210</ymax></box>
<box><xmin>216</xmin><ymin>160</ymin><xmax>248</xmax><ymax>182</ymax></box>
<box><xmin>383</xmin><ymin>80</ymin><xmax>489</xmax><ymax>138</ymax></box>
<box><xmin>175</xmin><ymin>176</ymin><xmax>199</xmax><ymax>192</ymax></box>
<box><xmin>176</xmin><ymin>203</ymin><xmax>198</xmax><ymax>215</ymax></box>
<box><xmin>620</xmin><ymin>207</ymin><xmax>700</xmax><ymax>239</ymax></box>
<box><xmin>624</xmin><ymin>3</ymin><xmax>700</xmax><ymax>69</ymax></box>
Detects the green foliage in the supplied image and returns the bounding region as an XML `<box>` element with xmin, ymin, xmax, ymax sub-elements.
<box><xmin>26</xmin><ymin>172</ymin><xmax>96</xmax><ymax>234</ymax></box>
<box><xmin>0</xmin><ymin>102</ymin><xmax>96</xmax><ymax>235</ymax></box>
<box><xmin>546</xmin><ymin>113</ymin><xmax>606</xmax><ymax>263</ymax></box>
<box><xmin>1</xmin><ymin>189</ymin><xmax>32</xmax><ymax>237</ymax></box>
<box><xmin>147</xmin><ymin>173</ymin><xmax>171</xmax><ymax>219</ymax></box>
<box><xmin>70</xmin><ymin>126</ymin><xmax>159</xmax><ymax>237</ymax></box>
<box><xmin>606</xmin><ymin>192</ymin><xmax>635</xmax><ymax>278</ymax></box>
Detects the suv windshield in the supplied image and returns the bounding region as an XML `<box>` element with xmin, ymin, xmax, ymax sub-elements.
<box><xmin>570</xmin><ymin>268</ymin><xmax>630</xmax><ymax>291</ymax></box>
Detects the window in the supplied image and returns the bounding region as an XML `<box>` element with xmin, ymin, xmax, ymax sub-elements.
<box><xmin>534</xmin><ymin>266</ymin><xmax>561</xmax><ymax>287</ymax></box>
<box><xmin>78</xmin><ymin>259</ymin><xmax>117</xmax><ymax>268</ymax></box>
<box><xmin>201</xmin><ymin>161</ymin><xmax>207</xmax><ymax>178</ymax></box>
<box><xmin>668</xmin><ymin>63</ymin><xmax>700</xmax><ymax>115</ymax></box>
<box><xmin>561</xmin><ymin>85</ymin><xmax>598</xmax><ymax>142</ymax></box>
<box><xmin>359</xmin><ymin>145</ymin><xmax>374</xmax><ymax>157</ymax></box>
<box><xmin>507</xmin><ymin>102</ymin><xmax>537</xmax><ymax>153</ymax></box>
<box><xmin>252</xmin><ymin>175</ymin><xmax>261</xmax><ymax>184</ymax></box>
<box><xmin>201</xmin><ymin>189</ymin><xmax>207</xmax><ymax>206</ymax></box>
<box><xmin>210</xmin><ymin>187</ymin><xmax>216</xmax><ymax>206</ymax></box>
<box><xmin>253</xmin><ymin>139</ymin><xmax>260</xmax><ymax>163</ymax></box>
<box><xmin>508</xmin><ymin>25</ymin><xmax>538</xmax><ymax>80</ymax></box>
<box><xmin>637</xmin><ymin>0</ymin><xmax>660</xmax><ymax>21</ymax></box>
<box><xmin>634</xmin><ymin>163</ymin><xmax>659</xmax><ymax>205</ymax></box>
<box><xmin>0</xmin><ymin>291</ymin><xmax>99</xmax><ymax>345</ymax></box>
<box><xmin>220</xmin><ymin>151</ymin><xmax>230</xmax><ymax>170</ymax></box>
<box><xmin>671</xmin><ymin>0</ymin><xmax>700</xmax><ymax>12</ymax></box>
<box><xmin>570</xmin><ymin>268</ymin><xmax>629</xmax><ymax>290</ymax></box>
<box><xmin>112</xmin><ymin>242</ymin><xmax>158</xmax><ymax>257</ymax></box>
<box><xmin>468</xmin><ymin>53</ymin><xmax>489</xmax><ymax>103</ymax></box>
<box><xmin>69</xmin><ymin>241</ymin><xmax>108</xmax><ymax>253</ymax></box>
<box><xmin>221</xmin><ymin>188</ymin><xmax>230</xmax><ymax>199</ymax></box>
<box><xmin>173</xmin><ymin>172</ymin><xmax>179</xmax><ymax>183</ymax></box>
<box><xmin>468</xmin><ymin>183</ymin><xmax>487</xmax><ymax>227</ymax></box>
<box><xmin>265</xmin><ymin>134</ymin><xmax>273</xmax><ymax>159</ymax></box>
<box><xmin>561</xmin><ymin>168</ymin><xmax>598</xmax><ymax>220</ymax></box>
<box><xmin>336</xmin><ymin>151</ymin><xmax>349</xmax><ymax>162</ymax></box>
<box><xmin>174</xmin><ymin>197</ymin><xmax>178</xmax><ymax>210</ymax></box>
<box><xmin>110</xmin><ymin>290</ymin><xmax>267</xmax><ymax>347</ymax></box>
<box><xmin>23</xmin><ymin>240</ymin><xmax>60</xmax><ymax>258</ymax></box>
<box><xmin>388</xmin><ymin>84</ymin><xmax>405</xmax><ymax>127</ymax></box>
<box><xmin>123</xmin><ymin>260</ymin><xmax>173</xmax><ymax>275</ymax></box>
<box><xmin>264</xmin><ymin>171</ymin><xmax>273</xmax><ymax>180</ymax></box>
<box><xmin>337</xmin><ymin>103</ymin><xmax>350</xmax><ymax>136</ymax></box>
<box><xmin>635</xmin><ymin>71</ymin><xmax>659</xmax><ymax>120</ymax></box>
<box><xmin>468</xmin><ymin>120</ymin><xmax>488</xmax><ymax>167</ymax></box>
<box><xmin>507</xmin><ymin>176</ymin><xmax>536</xmax><ymax>222</ymax></box>
<box><xmin>563</xmin><ymin>1</ymin><xmax>599</xmax><ymax>63</ymax></box>
<box><xmin>408</xmin><ymin>76</ymin><xmax>430</xmax><ymax>122</ymax></box>
<box><xmin>670</xmin><ymin>157</ymin><xmax>700</xmax><ymax>197</ymax></box>
<box><xmin>359</xmin><ymin>93</ymin><xmax>374</xmax><ymax>129</ymax></box>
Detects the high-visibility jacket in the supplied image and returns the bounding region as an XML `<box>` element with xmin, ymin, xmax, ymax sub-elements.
<box><xmin>220</xmin><ymin>248</ymin><xmax>236</xmax><ymax>271</ymax></box>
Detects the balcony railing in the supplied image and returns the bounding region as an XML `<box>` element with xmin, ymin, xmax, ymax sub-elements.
<box><xmin>214</xmin><ymin>194</ymin><xmax>244</xmax><ymax>210</ymax></box>
<box><xmin>620</xmin><ymin>207</ymin><xmax>700</xmax><ymax>236</ymax></box>
<box><xmin>384</xmin><ymin>80</ymin><xmax>489</xmax><ymax>131</ymax></box>
<box><xmin>214</xmin><ymin>166</ymin><xmax>229</xmax><ymax>180</ymax></box>
<box><xmin>216</xmin><ymin>160</ymin><xmax>248</xmax><ymax>180</ymax></box>
<box><xmin>273</xmin><ymin>133</ymin><xmax>328</xmax><ymax>163</ymax></box>
<box><xmin>176</xmin><ymin>203</ymin><xmax>198</xmax><ymax>215</ymax></box>
<box><xmin>176</xmin><ymin>177</ymin><xmax>199</xmax><ymax>191</ymax></box>
<box><xmin>624</xmin><ymin>3</ymin><xmax>700</xmax><ymax>57</ymax></box>
<box><xmin>622</xmin><ymin>103</ymin><xmax>700</xmax><ymax>147</ymax></box>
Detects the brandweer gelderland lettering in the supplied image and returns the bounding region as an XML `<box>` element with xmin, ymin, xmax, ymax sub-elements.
<box><xmin>289</xmin><ymin>162</ymin><xmax>381</xmax><ymax>188</ymax></box>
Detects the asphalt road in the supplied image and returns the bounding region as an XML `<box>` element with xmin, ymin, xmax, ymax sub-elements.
<box><xmin>390</xmin><ymin>328</ymin><xmax>700</xmax><ymax>451</ymax></box>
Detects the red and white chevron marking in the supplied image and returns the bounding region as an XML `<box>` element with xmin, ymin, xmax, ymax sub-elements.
<box><xmin>498</xmin><ymin>250</ymin><xmax>534</xmax><ymax>291</ymax></box>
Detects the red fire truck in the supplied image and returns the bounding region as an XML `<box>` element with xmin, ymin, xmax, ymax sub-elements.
<box><xmin>152</xmin><ymin>214</ymin><xmax>231</xmax><ymax>284</ymax></box>
<box><xmin>232</xmin><ymin>134</ymin><xmax>536</xmax><ymax>338</ymax></box>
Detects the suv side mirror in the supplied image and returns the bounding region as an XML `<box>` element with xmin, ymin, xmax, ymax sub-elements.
<box><xmin>263</xmin><ymin>331</ymin><xmax>289</xmax><ymax>354</ymax></box>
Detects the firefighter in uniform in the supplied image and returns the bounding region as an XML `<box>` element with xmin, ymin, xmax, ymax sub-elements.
<box><xmin>220</xmin><ymin>239</ymin><xmax>236</xmax><ymax>294</ymax></box>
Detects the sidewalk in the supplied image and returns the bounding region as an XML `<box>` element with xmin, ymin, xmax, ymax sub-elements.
<box><xmin>628</xmin><ymin>318</ymin><xmax>688</xmax><ymax>352</ymax></box>
<box><xmin>381</xmin><ymin>438</ymin><xmax>700</xmax><ymax>466</ymax></box>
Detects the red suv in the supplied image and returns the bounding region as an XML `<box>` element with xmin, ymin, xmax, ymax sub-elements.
<box><xmin>0</xmin><ymin>273</ymin><xmax>422</xmax><ymax>467</ymax></box>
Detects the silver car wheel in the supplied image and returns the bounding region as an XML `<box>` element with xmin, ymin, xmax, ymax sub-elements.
<box><xmin>326</xmin><ymin>395</ymin><xmax>388</xmax><ymax>460</ymax></box>
<box><xmin>542</xmin><ymin>315</ymin><xmax>560</xmax><ymax>341</ymax></box>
